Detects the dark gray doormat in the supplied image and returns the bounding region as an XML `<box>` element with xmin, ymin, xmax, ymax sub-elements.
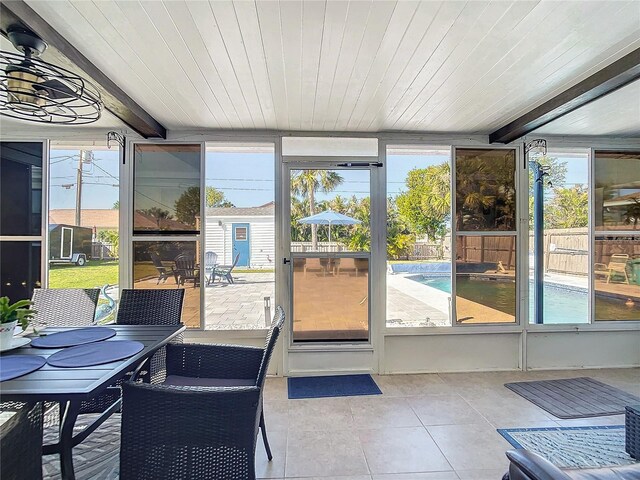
<box><xmin>504</xmin><ymin>377</ymin><xmax>640</xmax><ymax>419</ymax></box>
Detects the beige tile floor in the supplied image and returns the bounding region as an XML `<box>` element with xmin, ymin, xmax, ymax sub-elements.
<box><xmin>258</xmin><ymin>367</ymin><xmax>640</xmax><ymax>480</ymax></box>
<box><xmin>41</xmin><ymin>367</ymin><xmax>639</xmax><ymax>479</ymax></box>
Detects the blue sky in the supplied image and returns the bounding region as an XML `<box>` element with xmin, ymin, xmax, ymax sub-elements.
<box><xmin>49</xmin><ymin>149</ymin><xmax>588</xmax><ymax>210</ymax></box>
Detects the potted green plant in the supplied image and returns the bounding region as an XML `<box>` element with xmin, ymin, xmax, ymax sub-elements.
<box><xmin>0</xmin><ymin>297</ymin><xmax>36</xmax><ymax>350</ymax></box>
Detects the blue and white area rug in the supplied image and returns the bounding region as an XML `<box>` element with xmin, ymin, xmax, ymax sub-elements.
<box><xmin>498</xmin><ymin>425</ymin><xmax>637</xmax><ymax>469</ymax></box>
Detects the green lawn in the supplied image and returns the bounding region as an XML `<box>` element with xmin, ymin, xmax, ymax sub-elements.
<box><xmin>49</xmin><ymin>260</ymin><xmax>119</xmax><ymax>288</ymax></box>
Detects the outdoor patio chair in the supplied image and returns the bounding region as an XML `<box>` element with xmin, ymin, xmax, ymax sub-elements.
<box><xmin>163</xmin><ymin>305</ymin><xmax>286</xmax><ymax>461</ymax></box>
<box><xmin>31</xmin><ymin>288</ymin><xmax>100</xmax><ymax>328</ymax></box>
<box><xmin>30</xmin><ymin>289</ymin><xmax>100</xmax><ymax>427</ymax></box>
<box><xmin>204</xmin><ymin>251</ymin><xmax>218</xmax><ymax>285</ymax></box>
<box><xmin>120</xmin><ymin>382</ymin><xmax>261</xmax><ymax>480</ymax></box>
<box><xmin>78</xmin><ymin>289</ymin><xmax>185</xmax><ymax>414</ymax></box>
<box><xmin>303</xmin><ymin>257</ymin><xmax>326</xmax><ymax>277</ymax></box>
<box><xmin>594</xmin><ymin>253</ymin><xmax>630</xmax><ymax>284</ymax></box>
<box><xmin>173</xmin><ymin>253</ymin><xmax>200</xmax><ymax>288</ymax></box>
<box><xmin>213</xmin><ymin>252</ymin><xmax>241</xmax><ymax>284</ymax></box>
<box><xmin>149</xmin><ymin>251</ymin><xmax>170</xmax><ymax>285</ymax></box>
<box><xmin>0</xmin><ymin>402</ymin><xmax>43</xmax><ymax>480</ymax></box>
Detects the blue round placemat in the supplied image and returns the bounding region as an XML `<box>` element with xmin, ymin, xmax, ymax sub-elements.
<box><xmin>0</xmin><ymin>355</ymin><xmax>46</xmax><ymax>382</ymax></box>
<box><xmin>46</xmin><ymin>341</ymin><xmax>144</xmax><ymax>368</ymax></box>
<box><xmin>31</xmin><ymin>327</ymin><xmax>116</xmax><ymax>349</ymax></box>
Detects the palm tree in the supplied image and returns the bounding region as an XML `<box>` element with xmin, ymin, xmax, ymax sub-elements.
<box><xmin>291</xmin><ymin>170</ymin><xmax>343</xmax><ymax>249</ymax></box>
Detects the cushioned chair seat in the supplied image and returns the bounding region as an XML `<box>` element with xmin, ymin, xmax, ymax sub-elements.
<box><xmin>164</xmin><ymin>375</ymin><xmax>255</xmax><ymax>387</ymax></box>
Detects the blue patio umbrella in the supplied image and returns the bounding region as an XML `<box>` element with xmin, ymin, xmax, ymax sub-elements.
<box><xmin>298</xmin><ymin>209</ymin><xmax>361</xmax><ymax>244</ymax></box>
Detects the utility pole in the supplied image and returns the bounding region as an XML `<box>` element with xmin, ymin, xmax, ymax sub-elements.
<box><xmin>75</xmin><ymin>150</ymin><xmax>85</xmax><ymax>226</ymax></box>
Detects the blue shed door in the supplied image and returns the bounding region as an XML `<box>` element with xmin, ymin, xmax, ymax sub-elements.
<box><xmin>232</xmin><ymin>223</ymin><xmax>250</xmax><ymax>267</ymax></box>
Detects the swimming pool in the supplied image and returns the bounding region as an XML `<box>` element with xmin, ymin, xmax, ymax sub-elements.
<box><xmin>407</xmin><ymin>275</ymin><xmax>638</xmax><ymax>323</ymax></box>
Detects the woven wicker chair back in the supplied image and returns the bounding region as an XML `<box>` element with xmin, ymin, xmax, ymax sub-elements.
<box><xmin>31</xmin><ymin>288</ymin><xmax>100</xmax><ymax>327</ymax></box>
<box><xmin>116</xmin><ymin>289</ymin><xmax>185</xmax><ymax>326</ymax></box>
<box><xmin>120</xmin><ymin>382</ymin><xmax>261</xmax><ymax>480</ymax></box>
<box><xmin>256</xmin><ymin>305</ymin><xmax>285</xmax><ymax>388</ymax></box>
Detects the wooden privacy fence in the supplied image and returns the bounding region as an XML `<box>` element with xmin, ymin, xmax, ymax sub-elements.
<box><xmin>537</xmin><ymin>228</ymin><xmax>588</xmax><ymax>276</ymax></box>
<box><xmin>457</xmin><ymin>236</ymin><xmax>516</xmax><ymax>269</ymax></box>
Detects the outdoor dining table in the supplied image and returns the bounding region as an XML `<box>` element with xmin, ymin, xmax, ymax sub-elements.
<box><xmin>0</xmin><ymin>324</ymin><xmax>185</xmax><ymax>480</ymax></box>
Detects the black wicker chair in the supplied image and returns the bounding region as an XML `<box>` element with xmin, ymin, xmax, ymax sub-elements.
<box><xmin>78</xmin><ymin>288</ymin><xmax>185</xmax><ymax>415</ymax></box>
<box><xmin>31</xmin><ymin>288</ymin><xmax>100</xmax><ymax>328</ymax></box>
<box><xmin>163</xmin><ymin>305</ymin><xmax>285</xmax><ymax>460</ymax></box>
<box><xmin>117</xmin><ymin>288</ymin><xmax>185</xmax><ymax>384</ymax></box>
<box><xmin>0</xmin><ymin>402</ymin><xmax>43</xmax><ymax>480</ymax></box>
<box><xmin>30</xmin><ymin>289</ymin><xmax>100</xmax><ymax>426</ymax></box>
<box><xmin>120</xmin><ymin>382</ymin><xmax>261</xmax><ymax>480</ymax></box>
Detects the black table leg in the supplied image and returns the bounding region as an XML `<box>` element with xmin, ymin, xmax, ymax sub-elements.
<box><xmin>59</xmin><ymin>400</ymin><xmax>80</xmax><ymax>480</ymax></box>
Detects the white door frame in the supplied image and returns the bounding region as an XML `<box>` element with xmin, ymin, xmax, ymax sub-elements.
<box><xmin>281</xmin><ymin>158</ymin><xmax>383</xmax><ymax>376</ymax></box>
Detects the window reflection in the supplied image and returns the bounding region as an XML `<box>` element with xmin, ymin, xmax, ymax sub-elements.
<box><xmin>455</xmin><ymin>235</ymin><xmax>516</xmax><ymax>323</ymax></box>
<box><xmin>292</xmin><ymin>256</ymin><xmax>369</xmax><ymax>342</ymax></box>
<box><xmin>133</xmin><ymin>144</ymin><xmax>201</xmax><ymax>234</ymax></box>
<box><xmin>0</xmin><ymin>241</ymin><xmax>41</xmax><ymax>300</ymax></box>
<box><xmin>0</xmin><ymin>142</ymin><xmax>43</xmax><ymax>236</ymax></box>
<box><xmin>594</xmin><ymin>236</ymin><xmax>640</xmax><ymax>321</ymax></box>
<box><xmin>455</xmin><ymin>149</ymin><xmax>516</xmax><ymax>231</ymax></box>
<box><xmin>594</xmin><ymin>151</ymin><xmax>640</xmax><ymax>232</ymax></box>
<box><xmin>133</xmin><ymin>241</ymin><xmax>200</xmax><ymax>328</ymax></box>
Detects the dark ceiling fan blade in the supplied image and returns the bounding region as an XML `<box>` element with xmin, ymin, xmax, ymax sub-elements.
<box><xmin>33</xmin><ymin>78</ymin><xmax>76</xmax><ymax>99</ymax></box>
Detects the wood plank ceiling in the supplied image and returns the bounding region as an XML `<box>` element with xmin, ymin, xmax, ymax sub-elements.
<box><xmin>22</xmin><ymin>0</ymin><xmax>640</xmax><ymax>134</ymax></box>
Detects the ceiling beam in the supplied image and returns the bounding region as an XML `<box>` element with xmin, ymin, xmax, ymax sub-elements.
<box><xmin>489</xmin><ymin>48</ymin><xmax>640</xmax><ymax>144</ymax></box>
<box><xmin>0</xmin><ymin>0</ymin><xmax>166</xmax><ymax>138</ymax></box>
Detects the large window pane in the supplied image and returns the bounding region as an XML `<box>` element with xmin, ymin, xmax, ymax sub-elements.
<box><xmin>594</xmin><ymin>236</ymin><xmax>640</xmax><ymax>321</ymax></box>
<box><xmin>292</xmin><ymin>256</ymin><xmax>368</xmax><ymax>342</ymax></box>
<box><xmin>455</xmin><ymin>235</ymin><xmax>516</xmax><ymax>323</ymax></box>
<box><xmin>528</xmin><ymin>151</ymin><xmax>589</xmax><ymax>324</ymax></box>
<box><xmin>594</xmin><ymin>150</ymin><xmax>640</xmax><ymax>232</ymax></box>
<box><xmin>204</xmin><ymin>144</ymin><xmax>275</xmax><ymax>330</ymax></box>
<box><xmin>48</xmin><ymin>146</ymin><xmax>120</xmax><ymax>322</ymax></box>
<box><xmin>386</xmin><ymin>146</ymin><xmax>451</xmax><ymax>328</ymax></box>
<box><xmin>455</xmin><ymin>148</ymin><xmax>516</xmax><ymax>232</ymax></box>
<box><xmin>133</xmin><ymin>144</ymin><xmax>201</xmax><ymax>234</ymax></box>
<box><xmin>0</xmin><ymin>142</ymin><xmax>42</xmax><ymax>236</ymax></box>
<box><xmin>0</xmin><ymin>241</ymin><xmax>41</xmax><ymax>300</ymax></box>
<box><xmin>133</xmin><ymin>241</ymin><xmax>200</xmax><ymax>328</ymax></box>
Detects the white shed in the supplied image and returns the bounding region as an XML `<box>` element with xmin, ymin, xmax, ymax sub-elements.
<box><xmin>205</xmin><ymin>202</ymin><xmax>275</xmax><ymax>269</ymax></box>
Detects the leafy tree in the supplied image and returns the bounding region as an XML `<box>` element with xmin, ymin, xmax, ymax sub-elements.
<box><xmin>346</xmin><ymin>196</ymin><xmax>371</xmax><ymax>252</ymax></box>
<box><xmin>396</xmin><ymin>162</ymin><xmax>450</xmax><ymax>240</ymax></box>
<box><xmin>97</xmin><ymin>229</ymin><xmax>119</xmax><ymax>257</ymax></box>
<box><xmin>545</xmin><ymin>185</ymin><xmax>588</xmax><ymax>229</ymax></box>
<box><xmin>387</xmin><ymin>197</ymin><xmax>415</xmax><ymax>259</ymax></box>
<box><xmin>455</xmin><ymin>152</ymin><xmax>516</xmax><ymax>230</ymax></box>
<box><xmin>528</xmin><ymin>156</ymin><xmax>568</xmax><ymax>228</ymax></box>
<box><xmin>112</xmin><ymin>200</ymin><xmax>119</xmax><ymax>210</ymax></box>
<box><xmin>206</xmin><ymin>186</ymin><xmax>234</xmax><ymax>208</ymax></box>
<box><xmin>291</xmin><ymin>170</ymin><xmax>343</xmax><ymax>249</ymax></box>
<box><xmin>290</xmin><ymin>197</ymin><xmax>311</xmax><ymax>242</ymax></box>
<box><xmin>174</xmin><ymin>187</ymin><xmax>200</xmax><ymax>226</ymax></box>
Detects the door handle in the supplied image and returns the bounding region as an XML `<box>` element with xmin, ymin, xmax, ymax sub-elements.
<box><xmin>283</xmin><ymin>258</ymin><xmax>291</xmax><ymax>264</ymax></box>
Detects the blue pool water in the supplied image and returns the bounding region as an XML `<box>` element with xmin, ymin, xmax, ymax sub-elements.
<box><xmin>410</xmin><ymin>275</ymin><xmax>590</xmax><ymax>324</ymax></box>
